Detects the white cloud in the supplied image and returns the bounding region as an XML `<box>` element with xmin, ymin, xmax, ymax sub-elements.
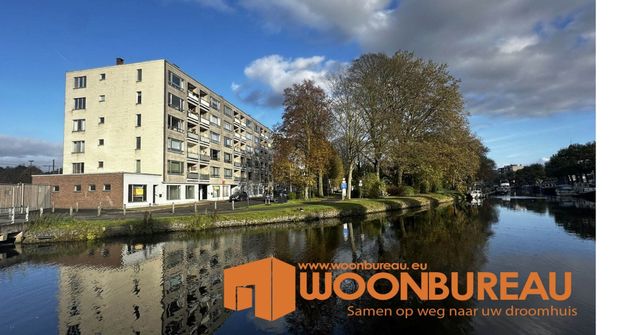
<box><xmin>0</xmin><ymin>135</ymin><xmax>62</xmax><ymax>168</ymax></box>
<box><xmin>233</xmin><ymin>55</ymin><xmax>347</xmax><ymax>107</ymax></box>
<box><xmin>498</xmin><ymin>35</ymin><xmax>540</xmax><ymax>54</ymax></box>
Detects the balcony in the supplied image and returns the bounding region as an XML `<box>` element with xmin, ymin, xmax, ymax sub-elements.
<box><xmin>187</xmin><ymin>152</ymin><xmax>199</xmax><ymax>160</ymax></box>
<box><xmin>188</xmin><ymin>112</ymin><xmax>199</xmax><ymax>122</ymax></box>
<box><xmin>200</xmin><ymin>154</ymin><xmax>210</xmax><ymax>161</ymax></box>
<box><xmin>200</xmin><ymin>173</ymin><xmax>210</xmax><ymax>180</ymax></box>
<box><xmin>200</xmin><ymin>98</ymin><xmax>209</xmax><ymax>107</ymax></box>
<box><xmin>200</xmin><ymin>116</ymin><xmax>210</xmax><ymax>126</ymax></box>
<box><xmin>234</xmin><ymin>177</ymin><xmax>241</xmax><ymax>182</ymax></box>
<box><xmin>234</xmin><ymin>162</ymin><xmax>242</xmax><ymax>168</ymax></box>
<box><xmin>200</xmin><ymin>136</ymin><xmax>210</xmax><ymax>144</ymax></box>
<box><xmin>187</xmin><ymin>172</ymin><xmax>199</xmax><ymax>179</ymax></box>
<box><xmin>187</xmin><ymin>132</ymin><xmax>199</xmax><ymax>141</ymax></box>
<box><xmin>188</xmin><ymin>92</ymin><xmax>199</xmax><ymax>102</ymax></box>
<box><xmin>233</xmin><ymin>118</ymin><xmax>240</xmax><ymax>124</ymax></box>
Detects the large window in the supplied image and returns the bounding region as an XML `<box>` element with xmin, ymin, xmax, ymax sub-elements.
<box><xmin>185</xmin><ymin>185</ymin><xmax>195</xmax><ymax>199</ymax></box>
<box><xmin>224</xmin><ymin>168</ymin><xmax>232</xmax><ymax>178</ymax></box>
<box><xmin>74</xmin><ymin>76</ymin><xmax>86</xmax><ymax>89</ymax></box>
<box><xmin>211</xmin><ymin>167</ymin><xmax>220</xmax><ymax>178</ymax></box>
<box><xmin>210</xmin><ymin>114</ymin><xmax>220</xmax><ymax>126</ymax></box>
<box><xmin>167</xmin><ymin>160</ymin><xmax>183</xmax><ymax>175</ymax></box>
<box><xmin>167</xmin><ymin>115</ymin><xmax>184</xmax><ymax>132</ymax></box>
<box><xmin>167</xmin><ymin>185</ymin><xmax>181</xmax><ymax>200</ymax></box>
<box><xmin>168</xmin><ymin>93</ymin><xmax>183</xmax><ymax>111</ymax></box>
<box><xmin>128</xmin><ymin>184</ymin><xmax>147</xmax><ymax>202</ymax></box>
<box><xmin>223</xmin><ymin>121</ymin><xmax>232</xmax><ymax>131</ymax></box>
<box><xmin>210</xmin><ymin>98</ymin><xmax>220</xmax><ymax>110</ymax></box>
<box><xmin>224</xmin><ymin>137</ymin><xmax>232</xmax><ymax>147</ymax></box>
<box><xmin>167</xmin><ymin>138</ymin><xmax>184</xmax><ymax>153</ymax></box>
<box><xmin>74</xmin><ymin>97</ymin><xmax>86</xmax><ymax>110</ymax></box>
<box><xmin>168</xmin><ymin>71</ymin><xmax>184</xmax><ymax>90</ymax></box>
<box><xmin>72</xmin><ymin>119</ymin><xmax>85</xmax><ymax>131</ymax></box>
<box><xmin>210</xmin><ymin>149</ymin><xmax>220</xmax><ymax>161</ymax></box>
<box><xmin>223</xmin><ymin>152</ymin><xmax>232</xmax><ymax>163</ymax></box>
<box><xmin>210</xmin><ymin>131</ymin><xmax>220</xmax><ymax>143</ymax></box>
<box><xmin>224</xmin><ymin>105</ymin><xmax>233</xmax><ymax>117</ymax></box>
<box><xmin>72</xmin><ymin>141</ymin><xmax>85</xmax><ymax>153</ymax></box>
<box><xmin>72</xmin><ymin>162</ymin><xmax>84</xmax><ymax>174</ymax></box>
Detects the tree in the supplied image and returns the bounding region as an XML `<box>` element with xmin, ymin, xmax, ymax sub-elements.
<box><xmin>545</xmin><ymin>142</ymin><xmax>595</xmax><ymax>182</ymax></box>
<box><xmin>277</xmin><ymin>80</ymin><xmax>333</xmax><ymax>199</ymax></box>
<box><xmin>514</xmin><ymin>164</ymin><xmax>546</xmax><ymax>186</ymax></box>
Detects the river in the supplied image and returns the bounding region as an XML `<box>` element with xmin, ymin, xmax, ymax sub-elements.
<box><xmin>0</xmin><ymin>197</ymin><xmax>595</xmax><ymax>334</ymax></box>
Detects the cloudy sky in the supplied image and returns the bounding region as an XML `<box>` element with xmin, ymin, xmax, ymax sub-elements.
<box><xmin>0</xmin><ymin>0</ymin><xmax>594</xmax><ymax>169</ymax></box>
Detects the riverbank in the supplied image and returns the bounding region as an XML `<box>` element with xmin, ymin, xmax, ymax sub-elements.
<box><xmin>21</xmin><ymin>193</ymin><xmax>454</xmax><ymax>244</ymax></box>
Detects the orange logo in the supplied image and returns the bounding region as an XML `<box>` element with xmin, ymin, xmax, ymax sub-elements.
<box><xmin>224</xmin><ymin>257</ymin><xmax>296</xmax><ymax>321</ymax></box>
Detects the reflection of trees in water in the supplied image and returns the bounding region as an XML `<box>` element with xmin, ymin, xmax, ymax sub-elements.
<box><xmin>287</xmin><ymin>204</ymin><xmax>498</xmax><ymax>335</ymax></box>
<box><xmin>491</xmin><ymin>198</ymin><xmax>595</xmax><ymax>239</ymax></box>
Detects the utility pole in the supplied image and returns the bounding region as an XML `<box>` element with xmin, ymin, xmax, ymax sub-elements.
<box><xmin>28</xmin><ymin>160</ymin><xmax>34</xmax><ymax>181</ymax></box>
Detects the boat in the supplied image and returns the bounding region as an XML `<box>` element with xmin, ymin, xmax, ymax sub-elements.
<box><xmin>556</xmin><ymin>184</ymin><xmax>577</xmax><ymax>196</ymax></box>
<box><xmin>496</xmin><ymin>181</ymin><xmax>511</xmax><ymax>195</ymax></box>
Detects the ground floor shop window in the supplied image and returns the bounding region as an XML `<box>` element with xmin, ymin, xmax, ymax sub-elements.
<box><xmin>129</xmin><ymin>184</ymin><xmax>146</xmax><ymax>202</ymax></box>
<box><xmin>212</xmin><ymin>186</ymin><xmax>220</xmax><ymax>198</ymax></box>
<box><xmin>185</xmin><ymin>185</ymin><xmax>195</xmax><ymax>199</ymax></box>
<box><xmin>167</xmin><ymin>185</ymin><xmax>180</xmax><ymax>200</ymax></box>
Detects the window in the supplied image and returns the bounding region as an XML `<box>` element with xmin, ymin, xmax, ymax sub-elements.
<box><xmin>98</xmin><ymin>139</ymin><xmax>104</xmax><ymax>146</ymax></box>
<box><xmin>224</xmin><ymin>168</ymin><xmax>232</xmax><ymax>178</ymax></box>
<box><xmin>168</xmin><ymin>71</ymin><xmax>184</xmax><ymax>89</ymax></box>
<box><xmin>52</xmin><ymin>185</ymin><xmax>60</xmax><ymax>192</ymax></box>
<box><xmin>135</xmin><ymin>137</ymin><xmax>141</xmax><ymax>150</ymax></box>
<box><xmin>224</xmin><ymin>152</ymin><xmax>232</xmax><ymax>163</ymax></box>
<box><xmin>72</xmin><ymin>141</ymin><xmax>85</xmax><ymax>153</ymax></box>
<box><xmin>223</xmin><ymin>121</ymin><xmax>232</xmax><ymax>131</ymax></box>
<box><xmin>210</xmin><ymin>114</ymin><xmax>220</xmax><ymax>126</ymax></box>
<box><xmin>72</xmin><ymin>162</ymin><xmax>84</xmax><ymax>174</ymax></box>
<box><xmin>246</xmin><ymin>119</ymin><xmax>252</xmax><ymax>127</ymax></box>
<box><xmin>136</xmin><ymin>114</ymin><xmax>142</xmax><ymax>127</ymax></box>
<box><xmin>167</xmin><ymin>115</ymin><xmax>184</xmax><ymax>132</ymax></box>
<box><xmin>129</xmin><ymin>184</ymin><xmax>146</xmax><ymax>202</ymax></box>
<box><xmin>74</xmin><ymin>76</ymin><xmax>87</xmax><ymax>89</ymax></box>
<box><xmin>167</xmin><ymin>138</ymin><xmax>184</xmax><ymax>152</ymax></box>
<box><xmin>136</xmin><ymin>68</ymin><xmax>142</xmax><ymax>82</ymax></box>
<box><xmin>185</xmin><ymin>185</ymin><xmax>195</xmax><ymax>199</ymax></box>
<box><xmin>168</xmin><ymin>93</ymin><xmax>183</xmax><ymax>111</ymax></box>
<box><xmin>98</xmin><ymin>161</ymin><xmax>104</xmax><ymax>168</ymax></box>
<box><xmin>167</xmin><ymin>160</ymin><xmax>183</xmax><ymax>175</ymax></box>
<box><xmin>167</xmin><ymin>185</ymin><xmax>181</xmax><ymax>200</ymax></box>
<box><xmin>210</xmin><ymin>149</ymin><xmax>220</xmax><ymax>161</ymax></box>
<box><xmin>88</xmin><ymin>184</ymin><xmax>96</xmax><ymax>192</ymax></box>
<box><xmin>210</xmin><ymin>98</ymin><xmax>220</xmax><ymax>110</ymax></box>
<box><xmin>100</xmin><ymin>73</ymin><xmax>106</xmax><ymax>80</ymax></box>
<box><xmin>136</xmin><ymin>160</ymin><xmax>141</xmax><ymax>173</ymax></box>
<box><xmin>210</xmin><ymin>167</ymin><xmax>220</xmax><ymax>178</ymax></box>
<box><xmin>74</xmin><ymin>184</ymin><xmax>82</xmax><ymax>192</ymax></box>
<box><xmin>210</xmin><ymin>131</ymin><xmax>220</xmax><ymax>143</ymax></box>
<box><xmin>224</xmin><ymin>105</ymin><xmax>233</xmax><ymax>117</ymax></box>
<box><xmin>136</xmin><ymin>91</ymin><xmax>142</xmax><ymax>104</ymax></box>
<box><xmin>99</xmin><ymin>117</ymin><xmax>105</xmax><ymax>124</ymax></box>
<box><xmin>99</xmin><ymin>95</ymin><xmax>105</xmax><ymax>102</ymax></box>
<box><xmin>74</xmin><ymin>97</ymin><xmax>86</xmax><ymax>110</ymax></box>
<box><xmin>224</xmin><ymin>137</ymin><xmax>232</xmax><ymax>147</ymax></box>
<box><xmin>103</xmin><ymin>184</ymin><xmax>111</xmax><ymax>191</ymax></box>
<box><xmin>246</xmin><ymin>133</ymin><xmax>253</xmax><ymax>141</ymax></box>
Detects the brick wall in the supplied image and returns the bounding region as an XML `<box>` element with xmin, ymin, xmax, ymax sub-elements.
<box><xmin>32</xmin><ymin>173</ymin><xmax>124</xmax><ymax>209</ymax></box>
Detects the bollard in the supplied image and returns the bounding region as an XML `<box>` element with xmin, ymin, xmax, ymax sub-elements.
<box><xmin>214</xmin><ymin>201</ymin><xmax>217</xmax><ymax>211</ymax></box>
<box><xmin>69</xmin><ymin>207</ymin><xmax>73</xmax><ymax>216</ymax></box>
<box><xmin>172</xmin><ymin>202</ymin><xmax>175</xmax><ymax>214</ymax></box>
<box><xmin>97</xmin><ymin>204</ymin><xmax>101</xmax><ymax>217</ymax></box>
<box><xmin>194</xmin><ymin>202</ymin><xmax>197</xmax><ymax>213</ymax></box>
<box><xmin>75</xmin><ymin>202</ymin><xmax>79</xmax><ymax>213</ymax></box>
<box><xmin>52</xmin><ymin>202</ymin><xmax>55</xmax><ymax>213</ymax></box>
<box><xmin>232</xmin><ymin>200</ymin><xmax>235</xmax><ymax>211</ymax></box>
<box><xmin>123</xmin><ymin>204</ymin><xmax>127</xmax><ymax>216</ymax></box>
<box><xmin>10</xmin><ymin>207</ymin><xmax>15</xmax><ymax>224</ymax></box>
<box><xmin>39</xmin><ymin>207</ymin><xmax>43</xmax><ymax>217</ymax></box>
<box><xmin>25</xmin><ymin>206</ymin><xmax>29</xmax><ymax>222</ymax></box>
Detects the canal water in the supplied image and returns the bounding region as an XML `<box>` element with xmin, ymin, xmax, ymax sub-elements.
<box><xmin>0</xmin><ymin>197</ymin><xmax>595</xmax><ymax>334</ymax></box>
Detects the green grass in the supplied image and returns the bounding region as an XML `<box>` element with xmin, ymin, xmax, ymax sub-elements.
<box><xmin>24</xmin><ymin>194</ymin><xmax>453</xmax><ymax>243</ymax></box>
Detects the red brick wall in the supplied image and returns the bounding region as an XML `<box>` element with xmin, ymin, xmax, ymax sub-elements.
<box><xmin>32</xmin><ymin>173</ymin><xmax>124</xmax><ymax>209</ymax></box>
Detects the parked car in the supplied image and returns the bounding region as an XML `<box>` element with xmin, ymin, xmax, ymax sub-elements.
<box><xmin>229</xmin><ymin>191</ymin><xmax>248</xmax><ymax>202</ymax></box>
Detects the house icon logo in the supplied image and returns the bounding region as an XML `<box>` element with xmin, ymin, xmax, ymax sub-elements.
<box><xmin>224</xmin><ymin>257</ymin><xmax>296</xmax><ymax>321</ymax></box>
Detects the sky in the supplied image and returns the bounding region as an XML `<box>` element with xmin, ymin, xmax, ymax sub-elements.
<box><xmin>0</xmin><ymin>0</ymin><xmax>595</xmax><ymax>170</ymax></box>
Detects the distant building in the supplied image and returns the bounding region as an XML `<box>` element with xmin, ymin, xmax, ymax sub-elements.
<box><xmin>33</xmin><ymin>58</ymin><xmax>272</xmax><ymax>208</ymax></box>
<box><xmin>498</xmin><ymin>164</ymin><xmax>524</xmax><ymax>174</ymax></box>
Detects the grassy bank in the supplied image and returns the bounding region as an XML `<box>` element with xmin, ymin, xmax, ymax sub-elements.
<box><xmin>23</xmin><ymin>193</ymin><xmax>453</xmax><ymax>244</ymax></box>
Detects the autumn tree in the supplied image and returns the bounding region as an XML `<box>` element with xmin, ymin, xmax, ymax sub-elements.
<box><xmin>276</xmin><ymin>80</ymin><xmax>333</xmax><ymax>199</ymax></box>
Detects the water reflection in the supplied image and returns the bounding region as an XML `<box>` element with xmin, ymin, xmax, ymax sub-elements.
<box><xmin>0</xmin><ymin>198</ymin><xmax>595</xmax><ymax>335</ymax></box>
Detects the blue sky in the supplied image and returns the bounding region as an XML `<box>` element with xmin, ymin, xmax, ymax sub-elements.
<box><xmin>0</xmin><ymin>0</ymin><xmax>595</xmax><ymax>169</ymax></box>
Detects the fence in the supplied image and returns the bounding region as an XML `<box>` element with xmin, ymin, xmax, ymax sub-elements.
<box><xmin>0</xmin><ymin>184</ymin><xmax>52</xmax><ymax>215</ymax></box>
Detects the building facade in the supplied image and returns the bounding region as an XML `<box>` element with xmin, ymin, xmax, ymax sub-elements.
<box><xmin>34</xmin><ymin>59</ymin><xmax>272</xmax><ymax>208</ymax></box>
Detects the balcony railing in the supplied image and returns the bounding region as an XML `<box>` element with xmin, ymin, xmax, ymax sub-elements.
<box><xmin>188</xmin><ymin>112</ymin><xmax>199</xmax><ymax>121</ymax></box>
<box><xmin>200</xmin><ymin>98</ymin><xmax>209</xmax><ymax>107</ymax></box>
<box><xmin>187</xmin><ymin>152</ymin><xmax>199</xmax><ymax>160</ymax></box>
<box><xmin>188</xmin><ymin>92</ymin><xmax>199</xmax><ymax>101</ymax></box>
<box><xmin>234</xmin><ymin>177</ymin><xmax>241</xmax><ymax>182</ymax></box>
<box><xmin>200</xmin><ymin>154</ymin><xmax>210</xmax><ymax>161</ymax></box>
<box><xmin>234</xmin><ymin>162</ymin><xmax>242</xmax><ymax>167</ymax></box>
<box><xmin>187</xmin><ymin>132</ymin><xmax>199</xmax><ymax>140</ymax></box>
<box><xmin>200</xmin><ymin>173</ymin><xmax>210</xmax><ymax>180</ymax></box>
<box><xmin>200</xmin><ymin>136</ymin><xmax>210</xmax><ymax>144</ymax></box>
<box><xmin>200</xmin><ymin>116</ymin><xmax>210</xmax><ymax>125</ymax></box>
<box><xmin>188</xmin><ymin>172</ymin><xmax>199</xmax><ymax>179</ymax></box>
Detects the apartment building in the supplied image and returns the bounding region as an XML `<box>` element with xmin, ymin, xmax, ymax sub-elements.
<box><xmin>33</xmin><ymin>58</ymin><xmax>273</xmax><ymax>208</ymax></box>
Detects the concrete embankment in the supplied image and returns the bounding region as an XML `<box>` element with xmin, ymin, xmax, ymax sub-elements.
<box><xmin>22</xmin><ymin>195</ymin><xmax>454</xmax><ymax>244</ymax></box>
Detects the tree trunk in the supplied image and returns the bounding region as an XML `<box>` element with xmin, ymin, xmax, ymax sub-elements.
<box><xmin>397</xmin><ymin>167</ymin><xmax>403</xmax><ymax>187</ymax></box>
<box><xmin>318</xmin><ymin>170</ymin><xmax>324</xmax><ymax>197</ymax></box>
<box><xmin>375</xmin><ymin>160</ymin><xmax>380</xmax><ymax>178</ymax></box>
<box><xmin>347</xmin><ymin>164</ymin><xmax>354</xmax><ymax>199</ymax></box>
<box><xmin>304</xmin><ymin>186</ymin><xmax>309</xmax><ymax>200</ymax></box>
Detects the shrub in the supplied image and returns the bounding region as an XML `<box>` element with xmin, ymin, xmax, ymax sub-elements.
<box><xmin>288</xmin><ymin>192</ymin><xmax>298</xmax><ymax>200</ymax></box>
<box><xmin>360</xmin><ymin>173</ymin><xmax>387</xmax><ymax>198</ymax></box>
<box><xmin>386</xmin><ymin>185</ymin><xmax>416</xmax><ymax>196</ymax></box>
<box><xmin>419</xmin><ymin>180</ymin><xmax>430</xmax><ymax>193</ymax></box>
